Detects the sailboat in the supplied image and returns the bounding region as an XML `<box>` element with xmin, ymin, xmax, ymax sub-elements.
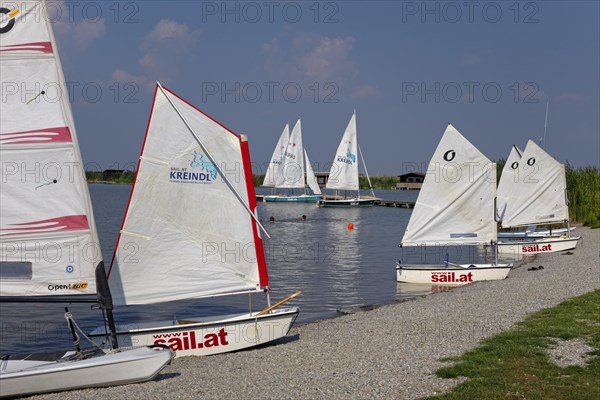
<box><xmin>496</xmin><ymin>145</ymin><xmax>575</xmax><ymax>239</ymax></box>
<box><xmin>262</xmin><ymin>123</ymin><xmax>289</xmax><ymax>188</ymax></box>
<box><xmin>0</xmin><ymin>2</ymin><xmax>173</xmax><ymax>397</ymax></box>
<box><xmin>318</xmin><ymin>111</ymin><xmax>377</xmax><ymax>207</ymax></box>
<box><xmin>396</xmin><ymin>124</ymin><xmax>512</xmax><ymax>284</ymax></box>
<box><xmin>263</xmin><ymin>119</ymin><xmax>322</xmax><ymax>202</ymax></box>
<box><xmin>88</xmin><ymin>83</ymin><xmax>300</xmax><ymax>357</ymax></box>
<box><xmin>496</xmin><ymin>140</ymin><xmax>581</xmax><ymax>258</ymax></box>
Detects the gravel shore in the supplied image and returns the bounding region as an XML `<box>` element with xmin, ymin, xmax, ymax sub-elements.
<box><xmin>30</xmin><ymin>227</ymin><xmax>599</xmax><ymax>400</ymax></box>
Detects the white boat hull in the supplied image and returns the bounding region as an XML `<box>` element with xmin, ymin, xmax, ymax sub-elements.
<box><xmin>396</xmin><ymin>263</ymin><xmax>512</xmax><ymax>284</ymax></box>
<box><xmin>0</xmin><ymin>346</ymin><xmax>174</xmax><ymax>398</ymax></box>
<box><xmin>498</xmin><ymin>226</ymin><xmax>576</xmax><ymax>238</ymax></box>
<box><xmin>497</xmin><ymin>236</ymin><xmax>581</xmax><ymax>259</ymax></box>
<box><xmin>89</xmin><ymin>307</ymin><xmax>299</xmax><ymax>358</ymax></box>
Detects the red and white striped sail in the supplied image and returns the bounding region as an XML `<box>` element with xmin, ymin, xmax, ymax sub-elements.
<box><xmin>107</xmin><ymin>85</ymin><xmax>268</xmax><ymax>305</ymax></box>
<box><xmin>401</xmin><ymin>124</ymin><xmax>497</xmax><ymax>246</ymax></box>
<box><xmin>0</xmin><ymin>1</ymin><xmax>102</xmax><ymax>298</ymax></box>
<box><xmin>501</xmin><ymin>140</ymin><xmax>569</xmax><ymax>228</ymax></box>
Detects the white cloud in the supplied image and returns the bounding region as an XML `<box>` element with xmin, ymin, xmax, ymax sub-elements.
<box><xmin>49</xmin><ymin>0</ymin><xmax>106</xmax><ymax>51</ymax></box>
<box><xmin>263</xmin><ymin>34</ymin><xmax>357</xmax><ymax>83</ymax></box>
<box><xmin>112</xmin><ymin>19</ymin><xmax>200</xmax><ymax>91</ymax></box>
<box><xmin>351</xmin><ymin>85</ymin><xmax>381</xmax><ymax>101</ymax></box>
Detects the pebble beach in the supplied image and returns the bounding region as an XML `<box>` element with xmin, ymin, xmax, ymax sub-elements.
<box><xmin>30</xmin><ymin>227</ymin><xmax>599</xmax><ymax>400</ymax></box>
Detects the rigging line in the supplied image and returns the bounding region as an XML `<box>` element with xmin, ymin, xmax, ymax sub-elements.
<box><xmin>357</xmin><ymin>144</ymin><xmax>375</xmax><ymax>198</ymax></box>
<box><xmin>156</xmin><ymin>82</ymin><xmax>271</xmax><ymax>239</ymax></box>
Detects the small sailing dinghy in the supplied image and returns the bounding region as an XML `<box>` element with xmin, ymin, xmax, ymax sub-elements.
<box><xmin>318</xmin><ymin>111</ymin><xmax>377</xmax><ymax>207</ymax></box>
<box><xmin>496</xmin><ymin>140</ymin><xmax>581</xmax><ymax>258</ymax></box>
<box><xmin>0</xmin><ymin>2</ymin><xmax>173</xmax><ymax>397</ymax></box>
<box><xmin>396</xmin><ymin>124</ymin><xmax>512</xmax><ymax>284</ymax></box>
<box><xmin>497</xmin><ymin>145</ymin><xmax>575</xmax><ymax>239</ymax></box>
<box><xmin>263</xmin><ymin>119</ymin><xmax>322</xmax><ymax>202</ymax></box>
<box><xmin>89</xmin><ymin>84</ymin><xmax>300</xmax><ymax>357</ymax></box>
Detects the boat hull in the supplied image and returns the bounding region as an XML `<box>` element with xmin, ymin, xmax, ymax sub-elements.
<box><xmin>317</xmin><ymin>198</ymin><xmax>376</xmax><ymax>207</ymax></box>
<box><xmin>497</xmin><ymin>236</ymin><xmax>581</xmax><ymax>259</ymax></box>
<box><xmin>396</xmin><ymin>263</ymin><xmax>512</xmax><ymax>284</ymax></box>
<box><xmin>498</xmin><ymin>226</ymin><xmax>576</xmax><ymax>239</ymax></box>
<box><xmin>263</xmin><ymin>194</ymin><xmax>322</xmax><ymax>203</ymax></box>
<box><xmin>0</xmin><ymin>346</ymin><xmax>174</xmax><ymax>398</ymax></box>
<box><xmin>89</xmin><ymin>307</ymin><xmax>299</xmax><ymax>358</ymax></box>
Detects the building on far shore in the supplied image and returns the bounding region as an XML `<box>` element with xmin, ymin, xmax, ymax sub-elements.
<box><xmin>395</xmin><ymin>172</ymin><xmax>425</xmax><ymax>190</ymax></box>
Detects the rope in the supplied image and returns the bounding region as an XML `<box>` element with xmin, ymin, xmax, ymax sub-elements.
<box><xmin>64</xmin><ymin>310</ymin><xmax>104</xmax><ymax>350</ymax></box>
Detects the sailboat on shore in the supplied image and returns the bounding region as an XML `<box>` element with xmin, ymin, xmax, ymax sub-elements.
<box><xmin>496</xmin><ymin>145</ymin><xmax>575</xmax><ymax>239</ymax></box>
<box><xmin>0</xmin><ymin>2</ymin><xmax>173</xmax><ymax>397</ymax></box>
<box><xmin>262</xmin><ymin>119</ymin><xmax>322</xmax><ymax>202</ymax></box>
<box><xmin>396</xmin><ymin>124</ymin><xmax>512</xmax><ymax>284</ymax></box>
<box><xmin>89</xmin><ymin>84</ymin><xmax>300</xmax><ymax>357</ymax></box>
<box><xmin>496</xmin><ymin>140</ymin><xmax>581</xmax><ymax>258</ymax></box>
<box><xmin>318</xmin><ymin>111</ymin><xmax>377</xmax><ymax>207</ymax></box>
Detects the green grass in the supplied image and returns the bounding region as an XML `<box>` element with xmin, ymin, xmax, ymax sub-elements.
<box><xmin>86</xmin><ymin>171</ymin><xmax>135</xmax><ymax>184</ymax></box>
<box><xmin>424</xmin><ymin>290</ymin><xmax>600</xmax><ymax>400</ymax></box>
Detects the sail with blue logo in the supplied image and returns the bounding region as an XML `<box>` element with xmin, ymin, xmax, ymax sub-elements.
<box><xmin>401</xmin><ymin>124</ymin><xmax>497</xmax><ymax>246</ymax></box>
<box><xmin>325</xmin><ymin>112</ymin><xmax>360</xmax><ymax>191</ymax></box>
<box><xmin>107</xmin><ymin>85</ymin><xmax>268</xmax><ymax>305</ymax></box>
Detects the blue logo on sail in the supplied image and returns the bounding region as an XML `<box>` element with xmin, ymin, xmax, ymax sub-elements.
<box><xmin>336</xmin><ymin>150</ymin><xmax>356</xmax><ymax>165</ymax></box>
<box><xmin>169</xmin><ymin>149</ymin><xmax>217</xmax><ymax>184</ymax></box>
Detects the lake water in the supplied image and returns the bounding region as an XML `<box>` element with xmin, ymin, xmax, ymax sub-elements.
<box><xmin>1</xmin><ymin>185</ymin><xmax>493</xmax><ymax>353</ymax></box>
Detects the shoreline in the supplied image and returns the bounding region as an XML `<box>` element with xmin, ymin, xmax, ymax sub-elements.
<box><xmin>31</xmin><ymin>228</ymin><xmax>599</xmax><ymax>400</ymax></box>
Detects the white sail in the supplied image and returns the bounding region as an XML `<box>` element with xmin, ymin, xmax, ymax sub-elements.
<box><xmin>326</xmin><ymin>112</ymin><xmax>359</xmax><ymax>191</ymax></box>
<box><xmin>262</xmin><ymin>123</ymin><xmax>289</xmax><ymax>187</ymax></box>
<box><xmin>0</xmin><ymin>1</ymin><xmax>102</xmax><ymax>299</ymax></box>
<box><xmin>304</xmin><ymin>150</ymin><xmax>322</xmax><ymax>195</ymax></box>
<box><xmin>107</xmin><ymin>85</ymin><xmax>268</xmax><ymax>305</ymax></box>
<box><xmin>496</xmin><ymin>145</ymin><xmax>523</xmax><ymax>222</ymax></box>
<box><xmin>275</xmin><ymin>119</ymin><xmax>305</xmax><ymax>189</ymax></box>
<box><xmin>401</xmin><ymin>124</ymin><xmax>497</xmax><ymax>246</ymax></box>
<box><xmin>501</xmin><ymin>140</ymin><xmax>569</xmax><ymax>228</ymax></box>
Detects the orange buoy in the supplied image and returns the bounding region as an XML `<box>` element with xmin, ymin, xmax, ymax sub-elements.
<box><xmin>347</xmin><ymin>222</ymin><xmax>354</xmax><ymax>231</ymax></box>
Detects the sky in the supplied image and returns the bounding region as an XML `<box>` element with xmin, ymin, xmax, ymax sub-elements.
<box><xmin>44</xmin><ymin>0</ymin><xmax>599</xmax><ymax>175</ymax></box>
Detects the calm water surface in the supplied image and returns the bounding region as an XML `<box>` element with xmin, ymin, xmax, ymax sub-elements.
<box><xmin>1</xmin><ymin>185</ymin><xmax>488</xmax><ymax>353</ymax></box>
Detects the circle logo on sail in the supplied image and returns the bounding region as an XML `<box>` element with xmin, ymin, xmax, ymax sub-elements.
<box><xmin>443</xmin><ymin>150</ymin><xmax>456</xmax><ymax>162</ymax></box>
<box><xmin>527</xmin><ymin>157</ymin><xmax>536</xmax><ymax>166</ymax></box>
<box><xmin>0</xmin><ymin>7</ymin><xmax>19</xmax><ymax>34</ymax></box>
<box><xmin>511</xmin><ymin>161</ymin><xmax>519</xmax><ymax>169</ymax></box>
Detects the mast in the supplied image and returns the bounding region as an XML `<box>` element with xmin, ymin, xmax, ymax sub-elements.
<box><xmin>543</xmin><ymin>101</ymin><xmax>549</xmax><ymax>149</ymax></box>
<box><xmin>358</xmin><ymin>144</ymin><xmax>375</xmax><ymax>198</ymax></box>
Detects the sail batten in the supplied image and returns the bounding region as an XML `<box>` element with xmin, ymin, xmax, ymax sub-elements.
<box><xmin>108</xmin><ymin>85</ymin><xmax>269</xmax><ymax>306</ymax></box>
<box><xmin>401</xmin><ymin>124</ymin><xmax>496</xmax><ymax>246</ymax></box>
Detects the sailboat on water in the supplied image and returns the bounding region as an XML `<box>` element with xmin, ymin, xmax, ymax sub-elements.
<box><xmin>0</xmin><ymin>2</ymin><xmax>173</xmax><ymax>397</ymax></box>
<box><xmin>496</xmin><ymin>140</ymin><xmax>581</xmax><ymax>258</ymax></box>
<box><xmin>396</xmin><ymin>124</ymin><xmax>512</xmax><ymax>284</ymax></box>
<box><xmin>89</xmin><ymin>83</ymin><xmax>300</xmax><ymax>357</ymax></box>
<box><xmin>318</xmin><ymin>111</ymin><xmax>377</xmax><ymax>207</ymax></box>
<box><xmin>262</xmin><ymin>119</ymin><xmax>322</xmax><ymax>202</ymax></box>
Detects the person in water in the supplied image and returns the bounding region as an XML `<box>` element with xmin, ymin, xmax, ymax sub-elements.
<box><xmin>269</xmin><ymin>216</ymin><xmax>275</xmax><ymax>223</ymax></box>
<box><xmin>300</xmin><ymin>215</ymin><xmax>306</xmax><ymax>221</ymax></box>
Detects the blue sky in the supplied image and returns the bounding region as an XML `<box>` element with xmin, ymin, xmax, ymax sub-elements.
<box><xmin>51</xmin><ymin>0</ymin><xmax>599</xmax><ymax>174</ymax></box>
